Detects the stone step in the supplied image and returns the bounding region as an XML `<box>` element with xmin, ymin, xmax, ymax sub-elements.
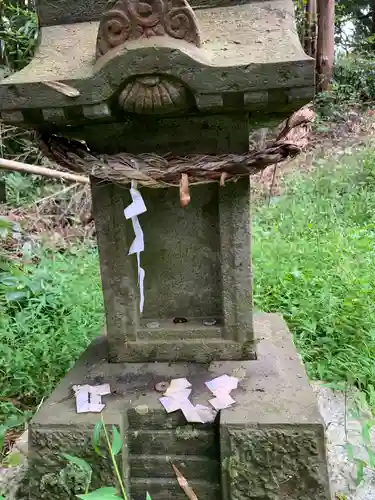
<box><xmin>127</xmin><ymin>407</ymin><xmax>218</xmax><ymax>429</ymax></box>
<box><xmin>128</xmin><ymin>429</ymin><xmax>218</xmax><ymax>457</ymax></box>
<box><xmin>130</xmin><ymin>454</ymin><xmax>220</xmax><ymax>481</ymax></box>
<box><xmin>130</xmin><ymin>478</ymin><xmax>220</xmax><ymax>500</ymax></box>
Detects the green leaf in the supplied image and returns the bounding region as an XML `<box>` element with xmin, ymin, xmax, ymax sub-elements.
<box><xmin>92</xmin><ymin>420</ymin><xmax>104</xmax><ymax>457</ymax></box>
<box><xmin>6</xmin><ymin>290</ymin><xmax>28</xmax><ymax>302</ymax></box>
<box><xmin>0</xmin><ymin>218</ymin><xmax>11</xmax><ymax>238</ymax></box>
<box><xmin>344</xmin><ymin>442</ymin><xmax>355</xmax><ymax>461</ymax></box>
<box><xmin>354</xmin><ymin>459</ymin><xmax>366</xmax><ymax>486</ymax></box>
<box><xmin>321</xmin><ymin>382</ymin><xmax>347</xmax><ymax>391</ymax></box>
<box><xmin>366</xmin><ymin>446</ymin><xmax>375</xmax><ymax>469</ymax></box>
<box><xmin>76</xmin><ymin>487</ymin><xmax>119</xmax><ymax>499</ymax></box>
<box><xmin>4</xmin><ymin>451</ymin><xmax>22</xmax><ymax>467</ymax></box>
<box><xmin>146</xmin><ymin>493</ymin><xmax>152</xmax><ymax>500</ymax></box>
<box><xmin>0</xmin><ymin>424</ymin><xmax>8</xmax><ymax>452</ymax></box>
<box><xmin>111</xmin><ymin>425</ymin><xmax>122</xmax><ymax>457</ymax></box>
<box><xmin>62</xmin><ymin>454</ymin><xmax>92</xmax><ymax>476</ymax></box>
<box><xmin>365</xmin><ymin>419</ymin><xmax>375</xmax><ymax>429</ymax></box>
<box><xmin>361</xmin><ymin>421</ymin><xmax>371</xmax><ymax>444</ymax></box>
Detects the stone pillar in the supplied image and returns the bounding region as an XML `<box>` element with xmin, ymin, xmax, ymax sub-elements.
<box><xmin>87</xmin><ymin>113</ymin><xmax>255</xmax><ymax>362</ymax></box>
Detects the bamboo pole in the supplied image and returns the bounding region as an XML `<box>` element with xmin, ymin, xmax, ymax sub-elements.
<box><xmin>0</xmin><ymin>157</ymin><xmax>89</xmax><ymax>184</ymax></box>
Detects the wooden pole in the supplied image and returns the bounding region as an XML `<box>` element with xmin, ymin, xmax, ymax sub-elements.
<box><xmin>0</xmin><ymin>158</ymin><xmax>89</xmax><ymax>184</ymax></box>
<box><xmin>303</xmin><ymin>0</ymin><xmax>318</xmax><ymax>59</ymax></box>
<box><xmin>316</xmin><ymin>0</ymin><xmax>335</xmax><ymax>92</ymax></box>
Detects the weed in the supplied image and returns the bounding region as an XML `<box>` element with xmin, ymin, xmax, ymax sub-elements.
<box><xmin>62</xmin><ymin>416</ymin><xmax>152</xmax><ymax>499</ymax></box>
<box><xmin>0</xmin><ymin>2</ymin><xmax>38</xmax><ymax>74</ymax></box>
<box><xmin>253</xmin><ymin>148</ymin><xmax>375</xmax><ymax>399</ymax></box>
<box><xmin>342</xmin><ymin>389</ymin><xmax>375</xmax><ymax>486</ymax></box>
<box><xmin>314</xmin><ymin>53</ymin><xmax>375</xmax><ymax>120</ymax></box>
<box><xmin>0</xmin><ymin>245</ymin><xmax>103</xmax><ymax>423</ymax></box>
<box><xmin>0</xmin><ymin>411</ymin><xmax>28</xmax><ymax>466</ymax></box>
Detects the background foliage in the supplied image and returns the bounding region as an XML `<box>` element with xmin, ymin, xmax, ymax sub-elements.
<box><xmin>0</xmin><ymin>1</ymin><xmax>38</xmax><ymax>76</ymax></box>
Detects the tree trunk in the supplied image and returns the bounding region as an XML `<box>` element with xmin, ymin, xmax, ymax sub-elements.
<box><xmin>302</xmin><ymin>0</ymin><xmax>317</xmax><ymax>60</ymax></box>
<box><xmin>372</xmin><ymin>0</ymin><xmax>375</xmax><ymax>35</ymax></box>
<box><xmin>316</xmin><ymin>0</ymin><xmax>335</xmax><ymax>92</ymax></box>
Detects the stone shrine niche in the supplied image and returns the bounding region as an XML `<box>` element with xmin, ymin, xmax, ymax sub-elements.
<box><xmin>91</xmin><ymin>174</ymin><xmax>253</xmax><ymax>363</ymax></box>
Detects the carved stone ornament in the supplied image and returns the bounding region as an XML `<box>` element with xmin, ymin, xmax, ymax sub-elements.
<box><xmin>118</xmin><ymin>75</ymin><xmax>189</xmax><ymax>114</ymax></box>
<box><xmin>96</xmin><ymin>0</ymin><xmax>201</xmax><ymax>59</ymax></box>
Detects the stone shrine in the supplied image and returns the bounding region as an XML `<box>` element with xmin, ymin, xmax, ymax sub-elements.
<box><xmin>0</xmin><ymin>0</ymin><xmax>332</xmax><ymax>499</ymax></box>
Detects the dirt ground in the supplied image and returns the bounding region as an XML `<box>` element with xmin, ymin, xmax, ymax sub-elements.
<box><xmin>251</xmin><ymin>108</ymin><xmax>375</xmax><ymax>201</ymax></box>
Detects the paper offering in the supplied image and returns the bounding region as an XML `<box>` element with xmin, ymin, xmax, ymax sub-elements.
<box><xmin>195</xmin><ymin>404</ymin><xmax>217</xmax><ymax>423</ymax></box>
<box><xmin>73</xmin><ymin>384</ymin><xmax>111</xmax><ymax>414</ymax></box>
<box><xmin>164</xmin><ymin>378</ymin><xmax>192</xmax><ymax>396</ymax></box>
<box><xmin>205</xmin><ymin>374</ymin><xmax>238</xmax><ymax>395</ymax></box>
<box><xmin>209</xmin><ymin>393</ymin><xmax>236</xmax><ymax>411</ymax></box>
<box><xmin>158</xmin><ymin>375</ymin><xmax>239</xmax><ymax>422</ymax></box>
<box><xmin>124</xmin><ymin>183</ymin><xmax>147</xmax><ymax>313</ymax></box>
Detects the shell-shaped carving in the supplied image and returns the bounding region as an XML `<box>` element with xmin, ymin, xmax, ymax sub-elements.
<box><xmin>118</xmin><ymin>76</ymin><xmax>189</xmax><ymax>114</ymax></box>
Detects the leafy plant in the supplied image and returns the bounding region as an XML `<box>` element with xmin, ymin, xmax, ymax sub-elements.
<box><xmin>5</xmin><ymin>172</ymin><xmax>44</xmax><ymax>206</ymax></box>
<box><xmin>63</xmin><ymin>416</ymin><xmax>152</xmax><ymax>500</ymax></box>
<box><xmin>315</xmin><ymin>53</ymin><xmax>375</xmax><ymax>120</ymax></box>
<box><xmin>0</xmin><ymin>2</ymin><xmax>38</xmax><ymax>74</ymax></box>
<box><xmin>0</xmin><ymin>217</ymin><xmax>50</xmax><ymax>315</ymax></box>
<box><xmin>343</xmin><ymin>390</ymin><xmax>375</xmax><ymax>486</ymax></box>
<box><xmin>253</xmin><ymin>147</ymin><xmax>375</xmax><ymax>401</ymax></box>
<box><xmin>0</xmin><ymin>246</ymin><xmax>103</xmax><ymax>424</ymax></box>
<box><xmin>0</xmin><ymin>411</ymin><xmax>28</xmax><ymax>468</ymax></box>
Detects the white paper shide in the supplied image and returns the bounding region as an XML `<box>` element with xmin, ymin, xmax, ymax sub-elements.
<box><xmin>159</xmin><ymin>374</ymin><xmax>239</xmax><ymax>423</ymax></box>
<box><xmin>124</xmin><ymin>182</ymin><xmax>147</xmax><ymax>313</ymax></box>
<box><xmin>73</xmin><ymin>384</ymin><xmax>111</xmax><ymax>414</ymax></box>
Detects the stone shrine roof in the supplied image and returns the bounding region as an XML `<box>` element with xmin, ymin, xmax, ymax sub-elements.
<box><xmin>0</xmin><ymin>0</ymin><xmax>314</xmax><ymax>128</ymax></box>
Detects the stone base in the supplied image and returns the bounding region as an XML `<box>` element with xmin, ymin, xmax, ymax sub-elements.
<box><xmin>24</xmin><ymin>313</ymin><xmax>331</xmax><ymax>499</ymax></box>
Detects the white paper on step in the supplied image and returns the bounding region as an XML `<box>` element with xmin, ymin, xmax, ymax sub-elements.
<box><xmin>195</xmin><ymin>404</ymin><xmax>217</xmax><ymax>423</ymax></box>
<box><xmin>205</xmin><ymin>375</ymin><xmax>238</xmax><ymax>395</ymax></box>
<box><xmin>206</xmin><ymin>375</ymin><xmax>238</xmax><ymax>410</ymax></box>
<box><xmin>73</xmin><ymin>384</ymin><xmax>110</xmax><ymax>414</ymax></box>
<box><xmin>159</xmin><ymin>389</ymin><xmax>192</xmax><ymax>413</ymax></box>
<box><xmin>180</xmin><ymin>399</ymin><xmax>205</xmax><ymax>423</ymax></box>
<box><xmin>159</xmin><ymin>374</ymin><xmax>239</xmax><ymax>421</ymax></box>
<box><xmin>73</xmin><ymin>384</ymin><xmax>111</xmax><ymax>396</ymax></box>
<box><xmin>209</xmin><ymin>392</ymin><xmax>236</xmax><ymax>411</ymax></box>
<box><xmin>124</xmin><ymin>183</ymin><xmax>147</xmax><ymax>313</ymax></box>
<box><xmin>163</xmin><ymin>378</ymin><xmax>192</xmax><ymax>396</ymax></box>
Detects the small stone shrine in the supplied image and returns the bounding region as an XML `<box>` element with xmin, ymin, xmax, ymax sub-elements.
<box><xmin>0</xmin><ymin>0</ymin><xmax>332</xmax><ymax>498</ymax></box>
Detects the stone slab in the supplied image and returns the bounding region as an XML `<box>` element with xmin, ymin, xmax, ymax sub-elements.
<box><xmin>35</xmin><ymin>0</ymin><xmax>266</xmax><ymax>26</ymax></box>
<box><xmin>25</xmin><ymin>313</ymin><xmax>331</xmax><ymax>499</ymax></box>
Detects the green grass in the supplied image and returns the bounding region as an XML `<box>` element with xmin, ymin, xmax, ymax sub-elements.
<box><xmin>253</xmin><ymin>148</ymin><xmax>375</xmax><ymax>398</ymax></box>
<box><xmin>0</xmin><ymin>247</ymin><xmax>103</xmax><ymax>422</ymax></box>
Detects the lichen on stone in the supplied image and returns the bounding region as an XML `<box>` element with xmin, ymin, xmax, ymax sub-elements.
<box><xmin>175</xmin><ymin>425</ymin><xmax>200</xmax><ymax>440</ymax></box>
<box><xmin>223</xmin><ymin>427</ymin><xmax>329</xmax><ymax>500</ymax></box>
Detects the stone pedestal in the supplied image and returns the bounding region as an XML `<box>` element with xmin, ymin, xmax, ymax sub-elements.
<box><xmin>25</xmin><ymin>314</ymin><xmax>331</xmax><ymax>500</ymax></box>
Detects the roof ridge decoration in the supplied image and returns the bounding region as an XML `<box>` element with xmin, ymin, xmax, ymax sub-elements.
<box><xmin>96</xmin><ymin>0</ymin><xmax>202</xmax><ymax>59</ymax></box>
